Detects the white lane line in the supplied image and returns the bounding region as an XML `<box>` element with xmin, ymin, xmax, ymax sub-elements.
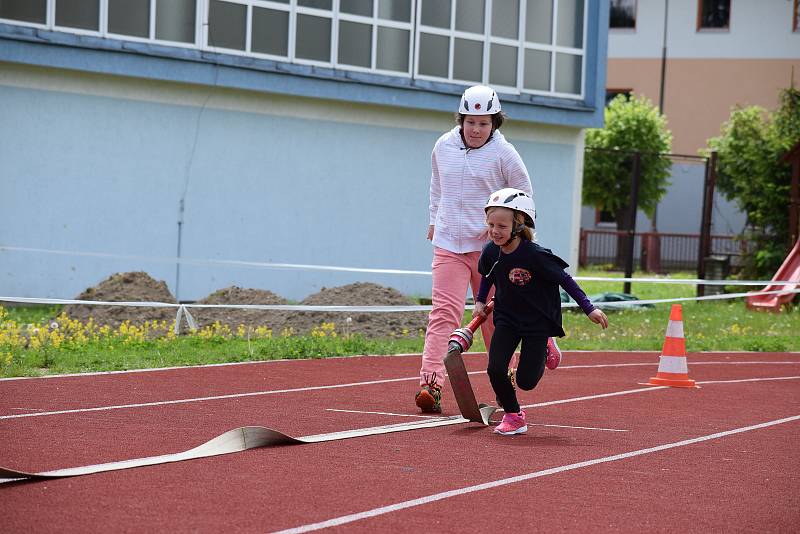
<box><xmin>517</xmin><ymin>375</ymin><xmax>800</xmax><ymax>410</ymax></box>
<box><xmin>0</xmin><ymin>383</ymin><xmax>663</xmax><ymax>420</ymax></box>
<box><xmin>0</xmin><ymin>353</ymin><xmax>427</xmax><ymax>382</ymax></box>
<box><xmin>521</xmin><ymin>385</ymin><xmax>668</xmax><ymax>409</ymax></box>
<box><xmin>2</xmin><ymin>357</ymin><xmax>796</xmax><ymax>383</ymax></box>
<box><xmin>272</xmin><ymin>415</ymin><xmax>800</xmax><ymax>534</ymax></box>
<box><xmin>532</xmin><ymin>423</ymin><xmax>628</xmax><ymax>432</ymax></box>
<box><xmin>3</xmin><ymin>370</ymin><xmax>799</xmax><ymax>421</ymax></box>
<box><xmin>326</xmin><ymin>408</ymin><xmax>628</xmax><ymax>432</ymax></box>
<box><xmin>326</xmin><ymin>409</ymin><xmax>439</xmax><ymax>419</ymax></box>
<box><xmin>698</xmin><ymin>376</ymin><xmax>800</xmax><ymax>384</ymax></box>
<box><xmin>0</xmin><ymin>377</ymin><xmax>418</xmax><ymax>420</ymax></box>
<box><xmin>562</xmin><ymin>361</ymin><xmax>800</xmax><ymax>369</ymax></box>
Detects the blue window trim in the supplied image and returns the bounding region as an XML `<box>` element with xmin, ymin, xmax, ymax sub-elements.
<box><xmin>0</xmin><ymin>1</ymin><xmax>607</xmax><ymax>129</ymax></box>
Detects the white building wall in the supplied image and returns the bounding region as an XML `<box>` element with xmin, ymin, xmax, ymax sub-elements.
<box><xmin>609</xmin><ymin>0</ymin><xmax>799</xmax><ymax>59</ymax></box>
<box><xmin>0</xmin><ymin>63</ymin><xmax>585</xmax><ymax>301</ymax></box>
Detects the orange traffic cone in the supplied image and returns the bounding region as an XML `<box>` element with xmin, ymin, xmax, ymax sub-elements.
<box><xmin>648</xmin><ymin>304</ymin><xmax>696</xmax><ymax>388</ymax></box>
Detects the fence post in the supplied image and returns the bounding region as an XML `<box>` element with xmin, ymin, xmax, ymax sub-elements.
<box><xmin>579</xmin><ymin>228</ymin><xmax>587</xmax><ymax>266</ymax></box>
<box><xmin>697</xmin><ymin>151</ymin><xmax>717</xmax><ymax>297</ymax></box>
<box><xmin>624</xmin><ymin>151</ymin><xmax>641</xmax><ymax>294</ymax></box>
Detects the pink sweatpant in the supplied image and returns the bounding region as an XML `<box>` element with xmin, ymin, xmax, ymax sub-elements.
<box><xmin>420</xmin><ymin>247</ymin><xmax>495</xmax><ymax>387</ymax></box>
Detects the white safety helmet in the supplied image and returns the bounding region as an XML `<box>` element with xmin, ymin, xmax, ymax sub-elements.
<box><xmin>485</xmin><ymin>188</ymin><xmax>536</xmax><ymax>228</ymax></box>
<box><xmin>459</xmin><ymin>85</ymin><xmax>501</xmax><ymax>115</ymax></box>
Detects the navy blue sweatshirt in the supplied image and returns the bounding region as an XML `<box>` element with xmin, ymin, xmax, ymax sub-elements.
<box><xmin>476</xmin><ymin>240</ymin><xmax>595</xmax><ymax>337</ymax></box>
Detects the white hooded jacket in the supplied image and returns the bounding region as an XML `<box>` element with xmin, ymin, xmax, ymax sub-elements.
<box><xmin>429</xmin><ymin>126</ymin><xmax>533</xmax><ymax>253</ymax></box>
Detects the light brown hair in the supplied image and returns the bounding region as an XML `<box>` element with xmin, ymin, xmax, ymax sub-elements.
<box><xmin>485</xmin><ymin>206</ymin><xmax>534</xmax><ymax>242</ymax></box>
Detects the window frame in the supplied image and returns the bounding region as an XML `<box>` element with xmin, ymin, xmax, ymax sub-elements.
<box><xmin>0</xmin><ymin>0</ymin><xmax>203</xmax><ymax>48</ymax></box>
<box><xmin>0</xmin><ymin>0</ymin><xmax>588</xmax><ymax>99</ymax></box>
<box><xmin>696</xmin><ymin>0</ymin><xmax>731</xmax><ymax>32</ymax></box>
<box><xmin>414</xmin><ymin>0</ymin><xmax>587</xmax><ymax>99</ymax></box>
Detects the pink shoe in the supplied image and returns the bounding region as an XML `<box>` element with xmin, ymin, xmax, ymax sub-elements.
<box><xmin>546</xmin><ymin>337</ymin><xmax>562</xmax><ymax>370</ymax></box>
<box><xmin>494</xmin><ymin>411</ymin><xmax>527</xmax><ymax>435</ymax></box>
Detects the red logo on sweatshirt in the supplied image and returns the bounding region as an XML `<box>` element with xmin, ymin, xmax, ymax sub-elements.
<box><xmin>508</xmin><ymin>268</ymin><xmax>532</xmax><ymax>286</ymax></box>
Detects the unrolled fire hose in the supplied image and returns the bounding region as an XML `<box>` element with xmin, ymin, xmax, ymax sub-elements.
<box><xmin>0</xmin><ymin>304</ymin><xmax>496</xmax><ymax>482</ymax></box>
<box><xmin>444</xmin><ymin>299</ymin><xmax>497</xmax><ymax>426</ymax></box>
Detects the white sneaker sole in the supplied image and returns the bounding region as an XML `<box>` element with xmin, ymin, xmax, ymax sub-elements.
<box><xmin>494</xmin><ymin>425</ymin><xmax>528</xmax><ymax>435</ymax></box>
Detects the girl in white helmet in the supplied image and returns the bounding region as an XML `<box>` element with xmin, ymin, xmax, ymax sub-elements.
<box><xmin>475</xmin><ymin>188</ymin><xmax>608</xmax><ymax>435</ymax></box>
<box><xmin>416</xmin><ymin>84</ymin><xmax>535</xmax><ymax>413</ymax></box>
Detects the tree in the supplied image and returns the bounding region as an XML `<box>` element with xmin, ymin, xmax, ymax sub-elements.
<box><xmin>706</xmin><ymin>86</ymin><xmax>800</xmax><ymax>278</ymax></box>
<box><xmin>583</xmin><ymin>94</ymin><xmax>673</xmax><ymax>266</ymax></box>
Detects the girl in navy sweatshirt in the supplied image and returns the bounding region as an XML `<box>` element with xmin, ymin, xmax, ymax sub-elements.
<box><xmin>475</xmin><ymin>188</ymin><xmax>608</xmax><ymax>435</ymax></box>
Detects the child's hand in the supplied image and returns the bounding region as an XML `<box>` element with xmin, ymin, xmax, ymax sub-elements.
<box><xmin>473</xmin><ymin>301</ymin><xmax>486</xmax><ymax>318</ymax></box>
<box><xmin>588</xmin><ymin>309</ymin><xmax>608</xmax><ymax>329</ymax></box>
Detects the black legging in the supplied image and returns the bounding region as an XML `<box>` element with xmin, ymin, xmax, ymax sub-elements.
<box><xmin>486</xmin><ymin>324</ymin><xmax>547</xmax><ymax>414</ymax></box>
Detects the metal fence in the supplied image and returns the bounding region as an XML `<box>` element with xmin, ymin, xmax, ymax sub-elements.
<box><xmin>579</xmin><ymin>229</ymin><xmax>748</xmax><ymax>272</ymax></box>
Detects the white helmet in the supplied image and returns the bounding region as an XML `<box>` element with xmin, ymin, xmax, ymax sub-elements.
<box><xmin>485</xmin><ymin>188</ymin><xmax>536</xmax><ymax>228</ymax></box>
<box><xmin>459</xmin><ymin>85</ymin><xmax>501</xmax><ymax>115</ymax></box>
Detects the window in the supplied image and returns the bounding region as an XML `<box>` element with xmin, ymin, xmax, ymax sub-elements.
<box><xmin>794</xmin><ymin>0</ymin><xmax>799</xmax><ymax>32</ymax></box>
<box><xmin>605</xmin><ymin>89</ymin><xmax>631</xmax><ymax>106</ymax></box>
<box><xmin>0</xmin><ymin>0</ymin><xmax>197</xmax><ymax>43</ymax></box>
<box><xmin>155</xmin><ymin>0</ymin><xmax>196</xmax><ymax>43</ymax></box>
<box><xmin>417</xmin><ymin>0</ymin><xmax>586</xmax><ymax>97</ymax></box>
<box><xmin>0</xmin><ymin>0</ymin><xmax>588</xmax><ymax>98</ymax></box>
<box><xmin>595</xmin><ymin>209</ymin><xmax>617</xmax><ymax>227</ymax></box>
<box><xmin>206</xmin><ymin>0</ymin><xmax>414</xmax><ymax>74</ymax></box>
<box><xmin>108</xmin><ymin>0</ymin><xmax>149</xmax><ymax>38</ymax></box>
<box><xmin>609</xmin><ymin>0</ymin><xmax>635</xmax><ymax>29</ymax></box>
<box><xmin>56</xmin><ymin>0</ymin><xmax>100</xmax><ymax>31</ymax></box>
<box><xmin>0</xmin><ymin>0</ymin><xmax>47</xmax><ymax>24</ymax></box>
<box><xmin>697</xmin><ymin>0</ymin><xmax>730</xmax><ymax>30</ymax></box>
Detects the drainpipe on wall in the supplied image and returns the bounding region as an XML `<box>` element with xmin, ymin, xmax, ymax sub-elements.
<box><xmin>653</xmin><ymin>0</ymin><xmax>669</xmax><ymax>235</ymax></box>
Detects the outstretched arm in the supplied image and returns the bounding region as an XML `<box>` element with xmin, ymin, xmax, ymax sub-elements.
<box><xmin>559</xmin><ymin>272</ymin><xmax>608</xmax><ymax>329</ymax></box>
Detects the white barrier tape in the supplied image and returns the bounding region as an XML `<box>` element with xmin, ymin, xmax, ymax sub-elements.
<box><xmin>2</xmin><ymin>289</ymin><xmax>800</xmax><ymax>313</ymax></box>
<box><xmin>2</xmin><ymin>245</ymin><xmax>797</xmax><ymax>286</ymax></box>
<box><xmin>0</xmin><ymin>296</ymin><xmax>433</xmax><ymax>312</ymax></box>
<box><xmin>573</xmin><ymin>275</ymin><xmax>798</xmax><ymax>286</ymax></box>
<box><xmin>0</xmin><ymin>246</ymin><xmax>431</xmax><ymax>276</ymax></box>
<box><xmin>0</xmin><ymin>297</ymin><xmax>179</xmax><ymax>307</ymax></box>
<box><xmin>570</xmin><ymin>288</ymin><xmax>800</xmax><ymax>309</ymax></box>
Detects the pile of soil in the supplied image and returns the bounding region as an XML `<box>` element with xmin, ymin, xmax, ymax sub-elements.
<box><xmin>62</xmin><ymin>273</ymin><xmax>429</xmax><ymax>339</ymax></box>
<box><xmin>63</xmin><ymin>272</ymin><xmax>177</xmax><ymax>328</ymax></box>
<box><xmin>283</xmin><ymin>282</ymin><xmax>428</xmax><ymax>338</ymax></box>
<box><xmin>190</xmin><ymin>286</ymin><xmax>288</xmax><ymax>332</ymax></box>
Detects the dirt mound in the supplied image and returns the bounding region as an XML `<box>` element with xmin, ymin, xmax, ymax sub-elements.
<box><xmin>282</xmin><ymin>282</ymin><xmax>428</xmax><ymax>338</ymax></box>
<box><xmin>191</xmin><ymin>286</ymin><xmax>288</xmax><ymax>332</ymax></box>
<box><xmin>62</xmin><ymin>276</ymin><xmax>428</xmax><ymax>339</ymax></box>
<box><xmin>63</xmin><ymin>272</ymin><xmax>177</xmax><ymax>328</ymax></box>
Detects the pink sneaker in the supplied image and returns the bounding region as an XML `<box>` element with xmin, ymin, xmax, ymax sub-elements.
<box><xmin>546</xmin><ymin>337</ymin><xmax>562</xmax><ymax>370</ymax></box>
<box><xmin>494</xmin><ymin>411</ymin><xmax>527</xmax><ymax>435</ymax></box>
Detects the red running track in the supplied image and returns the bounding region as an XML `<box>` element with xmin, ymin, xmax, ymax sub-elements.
<box><xmin>1</xmin><ymin>351</ymin><xmax>799</xmax><ymax>533</ymax></box>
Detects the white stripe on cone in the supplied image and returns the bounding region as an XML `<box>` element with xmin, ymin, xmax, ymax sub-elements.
<box><xmin>665</xmin><ymin>320</ymin><xmax>684</xmax><ymax>339</ymax></box>
<box><xmin>657</xmin><ymin>355</ymin><xmax>689</xmax><ymax>374</ymax></box>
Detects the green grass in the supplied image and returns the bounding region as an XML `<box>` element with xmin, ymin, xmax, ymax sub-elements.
<box><xmin>1</xmin><ymin>334</ymin><xmax>424</xmax><ymax>378</ymax></box>
<box><xmin>1</xmin><ymin>268</ymin><xmax>798</xmax><ymax>378</ymax></box>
